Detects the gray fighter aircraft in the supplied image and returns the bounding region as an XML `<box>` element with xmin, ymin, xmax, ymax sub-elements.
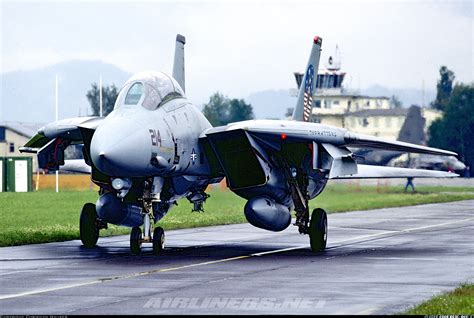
<box><xmin>20</xmin><ymin>35</ymin><xmax>458</xmax><ymax>255</ymax></box>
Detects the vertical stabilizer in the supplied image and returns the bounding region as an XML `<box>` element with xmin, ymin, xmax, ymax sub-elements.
<box><xmin>292</xmin><ymin>36</ymin><xmax>322</xmax><ymax>122</ymax></box>
<box><xmin>173</xmin><ymin>34</ymin><xmax>186</xmax><ymax>92</ymax></box>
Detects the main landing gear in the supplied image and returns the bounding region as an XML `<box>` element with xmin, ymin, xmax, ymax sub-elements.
<box><xmin>309</xmin><ymin>208</ymin><xmax>327</xmax><ymax>252</ymax></box>
<box><xmin>283</xmin><ymin>162</ymin><xmax>328</xmax><ymax>253</ymax></box>
<box><xmin>130</xmin><ymin>213</ymin><xmax>165</xmax><ymax>256</ymax></box>
<box><xmin>80</xmin><ymin>203</ymin><xmax>107</xmax><ymax>248</ymax></box>
<box><xmin>295</xmin><ymin>203</ymin><xmax>328</xmax><ymax>253</ymax></box>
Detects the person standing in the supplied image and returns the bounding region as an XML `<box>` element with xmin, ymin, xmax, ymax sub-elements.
<box><xmin>405</xmin><ymin>177</ymin><xmax>415</xmax><ymax>192</ymax></box>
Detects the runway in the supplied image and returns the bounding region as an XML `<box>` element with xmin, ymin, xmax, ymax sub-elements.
<box><xmin>1</xmin><ymin>200</ymin><xmax>473</xmax><ymax>314</ymax></box>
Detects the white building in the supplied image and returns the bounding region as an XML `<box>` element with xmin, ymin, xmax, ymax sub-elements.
<box><xmin>0</xmin><ymin>122</ymin><xmax>43</xmax><ymax>171</ymax></box>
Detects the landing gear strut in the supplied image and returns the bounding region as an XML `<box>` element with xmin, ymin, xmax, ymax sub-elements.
<box><xmin>80</xmin><ymin>203</ymin><xmax>107</xmax><ymax>248</ymax></box>
<box><xmin>280</xmin><ymin>158</ymin><xmax>328</xmax><ymax>252</ymax></box>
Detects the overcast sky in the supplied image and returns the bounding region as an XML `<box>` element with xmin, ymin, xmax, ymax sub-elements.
<box><xmin>1</xmin><ymin>0</ymin><xmax>472</xmax><ymax>104</ymax></box>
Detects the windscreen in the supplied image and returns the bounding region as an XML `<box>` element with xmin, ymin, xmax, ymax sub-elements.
<box><xmin>124</xmin><ymin>82</ymin><xmax>144</xmax><ymax>105</ymax></box>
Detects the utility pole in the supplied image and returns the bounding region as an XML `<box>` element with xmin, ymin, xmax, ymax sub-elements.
<box><xmin>55</xmin><ymin>74</ymin><xmax>59</xmax><ymax>193</ymax></box>
<box><xmin>99</xmin><ymin>75</ymin><xmax>103</xmax><ymax>117</ymax></box>
<box><xmin>422</xmin><ymin>79</ymin><xmax>425</xmax><ymax>107</ymax></box>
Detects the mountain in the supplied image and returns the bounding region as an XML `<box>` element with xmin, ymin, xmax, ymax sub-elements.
<box><xmin>360</xmin><ymin>85</ymin><xmax>436</xmax><ymax>107</ymax></box>
<box><xmin>1</xmin><ymin>60</ymin><xmax>131</xmax><ymax>123</ymax></box>
<box><xmin>246</xmin><ymin>89</ymin><xmax>296</xmax><ymax>120</ymax></box>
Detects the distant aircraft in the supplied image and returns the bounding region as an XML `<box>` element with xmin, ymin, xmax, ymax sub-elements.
<box><xmin>21</xmin><ymin>35</ymin><xmax>458</xmax><ymax>255</ymax></box>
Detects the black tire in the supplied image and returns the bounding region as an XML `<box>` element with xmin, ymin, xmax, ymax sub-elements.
<box><xmin>309</xmin><ymin>208</ymin><xmax>327</xmax><ymax>252</ymax></box>
<box><xmin>80</xmin><ymin>203</ymin><xmax>99</xmax><ymax>248</ymax></box>
<box><xmin>130</xmin><ymin>227</ymin><xmax>142</xmax><ymax>255</ymax></box>
<box><xmin>152</xmin><ymin>227</ymin><xmax>165</xmax><ymax>256</ymax></box>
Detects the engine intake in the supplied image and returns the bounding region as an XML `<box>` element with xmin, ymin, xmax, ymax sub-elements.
<box><xmin>244</xmin><ymin>196</ymin><xmax>291</xmax><ymax>232</ymax></box>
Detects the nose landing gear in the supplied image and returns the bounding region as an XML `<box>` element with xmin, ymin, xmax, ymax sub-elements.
<box><xmin>129</xmin><ymin>212</ymin><xmax>166</xmax><ymax>256</ymax></box>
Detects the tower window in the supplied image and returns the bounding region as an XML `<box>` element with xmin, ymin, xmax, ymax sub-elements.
<box><xmin>9</xmin><ymin>143</ymin><xmax>14</xmax><ymax>153</ymax></box>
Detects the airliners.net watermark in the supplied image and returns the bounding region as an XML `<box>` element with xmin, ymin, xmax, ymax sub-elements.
<box><xmin>143</xmin><ymin>297</ymin><xmax>326</xmax><ymax>310</ymax></box>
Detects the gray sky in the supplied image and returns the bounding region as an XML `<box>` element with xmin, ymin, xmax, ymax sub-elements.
<box><xmin>1</xmin><ymin>0</ymin><xmax>472</xmax><ymax>104</ymax></box>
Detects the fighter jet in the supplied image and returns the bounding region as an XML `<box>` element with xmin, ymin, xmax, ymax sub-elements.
<box><xmin>20</xmin><ymin>35</ymin><xmax>458</xmax><ymax>255</ymax></box>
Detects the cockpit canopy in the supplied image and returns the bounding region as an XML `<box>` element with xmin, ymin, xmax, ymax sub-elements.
<box><xmin>115</xmin><ymin>71</ymin><xmax>185</xmax><ymax>110</ymax></box>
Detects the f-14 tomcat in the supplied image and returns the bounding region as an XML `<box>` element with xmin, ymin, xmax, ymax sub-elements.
<box><xmin>21</xmin><ymin>34</ymin><xmax>458</xmax><ymax>255</ymax></box>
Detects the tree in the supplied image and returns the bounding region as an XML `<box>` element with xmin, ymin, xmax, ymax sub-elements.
<box><xmin>431</xmin><ymin>66</ymin><xmax>455</xmax><ymax>111</ymax></box>
<box><xmin>86</xmin><ymin>83</ymin><xmax>119</xmax><ymax>117</ymax></box>
<box><xmin>229</xmin><ymin>98</ymin><xmax>254</xmax><ymax>123</ymax></box>
<box><xmin>202</xmin><ymin>92</ymin><xmax>254</xmax><ymax>126</ymax></box>
<box><xmin>428</xmin><ymin>83</ymin><xmax>474</xmax><ymax>169</ymax></box>
<box><xmin>389</xmin><ymin>95</ymin><xmax>402</xmax><ymax>108</ymax></box>
<box><xmin>285</xmin><ymin>107</ymin><xmax>294</xmax><ymax>118</ymax></box>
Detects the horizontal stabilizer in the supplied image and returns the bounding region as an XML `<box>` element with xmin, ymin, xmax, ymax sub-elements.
<box><xmin>331</xmin><ymin>164</ymin><xmax>458</xmax><ymax>179</ymax></box>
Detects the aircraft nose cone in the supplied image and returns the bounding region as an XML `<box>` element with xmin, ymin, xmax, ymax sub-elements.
<box><xmin>90</xmin><ymin>118</ymin><xmax>151</xmax><ymax>176</ymax></box>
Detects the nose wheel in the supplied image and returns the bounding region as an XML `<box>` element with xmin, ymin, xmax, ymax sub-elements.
<box><xmin>130</xmin><ymin>226</ymin><xmax>142</xmax><ymax>255</ymax></box>
<box><xmin>153</xmin><ymin>227</ymin><xmax>165</xmax><ymax>255</ymax></box>
<box><xmin>129</xmin><ymin>212</ymin><xmax>165</xmax><ymax>255</ymax></box>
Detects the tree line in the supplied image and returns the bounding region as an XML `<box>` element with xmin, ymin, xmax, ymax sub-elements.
<box><xmin>428</xmin><ymin>66</ymin><xmax>473</xmax><ymax>172</ymax></box>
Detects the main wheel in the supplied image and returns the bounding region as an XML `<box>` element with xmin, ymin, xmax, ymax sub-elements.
<box><xmin>80</xmin><ymin>203</ymin><xmax>99</xmax><ymax>248</ymax></box>
<box><xmin>309</xmin><ymin>208</ymin><xmax>328</xmax><ymax>252</ymax></box>
<box><xmin>130</xmin><ymin>226</ymin><xmax>142</xmax><ymax>255</ymax></box>
<box><xmin>152</xmin><ymin>227</ymin><xmax>165</xmax><ymax>256</ymax></box>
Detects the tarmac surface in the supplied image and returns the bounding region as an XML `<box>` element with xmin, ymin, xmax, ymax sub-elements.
<box><xmin>0</xmin><ymin>200</ymin><xmax>473</xmax><ymax>314</ymax></box>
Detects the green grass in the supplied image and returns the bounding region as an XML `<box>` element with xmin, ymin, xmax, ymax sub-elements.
<box><xmin>403</xmin><ymin>283</ymin><xmax>474</xmax><ymax>315</ymax></box>
<box><xmin>0</xmin><ymin>183</ymin><xmax>473</xmax><ymax>247</ymax></box>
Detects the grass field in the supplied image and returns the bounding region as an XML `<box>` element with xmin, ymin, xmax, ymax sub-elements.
<box><xmin>1</xmin><ymin>183</ymin><xmax>473</xmax><ymax>246</ymax></box>
<box><xmin>403</xmin><ymin>283</ymin><xmax>474</xmax><ymax>315</ymax></box>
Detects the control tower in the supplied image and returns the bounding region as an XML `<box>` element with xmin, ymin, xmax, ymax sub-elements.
<box><xmin>294</xmin><ymin>45</ymin><xmax>346</xmax><ymax>96</ymax></box>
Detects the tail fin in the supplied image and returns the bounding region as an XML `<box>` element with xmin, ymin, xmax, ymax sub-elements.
<box><xmin>292</xmin><ymin>36</ymin><xmax>322</xmax><ymax>122</ymax></box>
<box><xmin>173</xmin><ymin>34</ymin><xmax>186</xmax><ymax>92</ymax></box>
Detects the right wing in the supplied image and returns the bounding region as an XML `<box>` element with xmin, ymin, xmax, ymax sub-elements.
<box><xmin>20</xmin><ymin>116</ymin><xmax>103</xmax><ymax>171</ymax></box>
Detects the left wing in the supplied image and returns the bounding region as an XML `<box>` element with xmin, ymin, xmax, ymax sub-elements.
<box><xmin>202</xmin><ymin>119</ymin><xmax>458</xmax><ymax>182</ymax></box>
<box><xmin>203</xmin><ymin>119</ymin><xmax>456</xmax><ymax>156</ymax></box>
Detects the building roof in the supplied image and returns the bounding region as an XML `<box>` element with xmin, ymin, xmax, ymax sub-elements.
<box><xmin>0</xmin><ymin>122</ymin><xmax>44</xmax><ymax>138</ymax></box>
<box><xmin>346</xmin><ymin>108</ymin><xmax>409</xmax><ymax>117</ymax></box>
<box><xmin>315</xmin><ymin>94</ymin><xmax>390</xmax><ymax>99</ymax></box>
